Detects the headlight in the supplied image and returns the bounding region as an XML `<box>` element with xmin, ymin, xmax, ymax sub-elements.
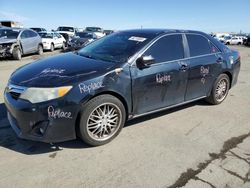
<box><xmin>19</xmin><ymin>86</ymin><xmax>72</xmax><ymax>103</ymax></box>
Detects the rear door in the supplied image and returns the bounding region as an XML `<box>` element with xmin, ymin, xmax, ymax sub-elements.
<box><xmin>184</xmin><ymin>34</ymin><xmax>222</xmax><ymax>101</ymax></box>
<box><xmin>130</xmin><ymin>34</ymin><xmax>189</xmax><ymax>115</ymax></box>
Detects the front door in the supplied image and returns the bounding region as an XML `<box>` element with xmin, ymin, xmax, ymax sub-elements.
<box><xmin>130</xmin><ymin>34</ymin><xmax>189</xmax><ymax>115</ymax></box>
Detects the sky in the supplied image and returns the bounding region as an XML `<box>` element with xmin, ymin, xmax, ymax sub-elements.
<box><xmin>0</xmin><ymin>0</ymin><xmax>249</xmax><ymax>33</ymax></box>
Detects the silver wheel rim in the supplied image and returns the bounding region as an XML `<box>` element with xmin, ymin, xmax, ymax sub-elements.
<box><xmin>215</xmin><ymin>78</ymin><xmax>228</xmax><ymax>102</ymax></box>
<box><xmin>39</xmin><ymin>46</ymin><xmax>43</xmax><ymax>54</ymax></box>
<box><xmin>17</xmin><ymin>49</ymin><xmax>21</xmax><ymax>59</ymax></box>
<box><xmin>87</xmin><ymin>103</ymin><xmax>122</xmax><ymax>141</ymax></box>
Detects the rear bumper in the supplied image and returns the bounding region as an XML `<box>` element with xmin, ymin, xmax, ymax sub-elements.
<box><xmin>4</xmin><ymin>91</ymin><xmax>78</xmax><ymax>143</ymax></box>
<box><xmin>231</xmin><ymin>58</ymin><xmax>241</xmax><ymax>88</ymax></box>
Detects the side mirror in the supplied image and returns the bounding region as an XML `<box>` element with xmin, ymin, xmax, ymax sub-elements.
<box><xmin>136</xmin><ymin>55</ymin><xmax>155</xmax><ymax>68</ymax></box>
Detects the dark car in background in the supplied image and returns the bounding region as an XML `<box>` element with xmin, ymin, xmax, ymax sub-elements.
<box><xmin>30</xmin><ymin>27</ymin><xmax>47</xmax><ymax>33</ymax></box>
<box><xmin>244</xmin><ymin>35</ymin><xmax>250</xmax><ymax>46</ymax></box>
<box><xmin>0</xmin><ymin>27</ymin><xmax>43</xmax><ymax>60</ymax></box>
<box><xmin>68</xmin><ymin>32</ymin><xmax>97</xmax><ymax>50</ymax></box>
<box><xmin>4</xmin><ymin>29</ymin><xmax>240</xmax><ymax>146</ymax></box>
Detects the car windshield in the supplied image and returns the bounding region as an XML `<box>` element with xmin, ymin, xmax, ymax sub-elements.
<box><xmin>78</xmin><ymin>31</ymin><xmax>155</xmax><ymax>63</ymax></box>
<box><xmin>0</xmin><ymin>29</ymin><xmax>20</xmax><ymax>39</ymax></box>
<box><xmin>39</xmin><ymin>33</ymin><xmax>53</xmax><ymax>38</ymax></box>
<box><xmin>76</xmin><ymin>32</ymin><xmax>92</xmax><ymax>38</ymax></box>
<box><xmin>225</xmin><ymin>36</ymin><xmax>231</xmax><ymax>40</ymax></box>
<box><xmin>86</xmin><ymin>27</ymin><xmax>102</xmax><ymax>32</ymax></box>
<box><xmin>58</xmin><ymin>27</ymin><xmax>74</xmax><ymax>32</ymax></box>
<box><xmin>31</xmin><ymin>28</ymin><xmax>40</xmax><ymax>32</ymax></box>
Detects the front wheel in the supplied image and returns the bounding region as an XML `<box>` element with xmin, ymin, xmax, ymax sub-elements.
<box><xmin>205</xmin><ymin>74</ymin><xmax>230</xmax><ymax>105</ymax></box>
<box><xmin>37</xmin><ymin>44</ymin><xmax>43</xmax><ymax>55</ymax></box>
<box><xmin>62</xmin><ymin>42</ymin><xmax>67</xmax><ymax>51</ymax></box>
<box><xmin>50</xmin><ymin>43</ymin><xmax>54</xmax><ymax>52</ymax></box>
<box><xmin>12</xmin><ymin>47</ymin><xmax>22</xmax><ymax>60</ymax></box>
<box><xmin>78</xmin><ymin>95</ymin><xmax>126</xmax><ymax>146</ymax></box>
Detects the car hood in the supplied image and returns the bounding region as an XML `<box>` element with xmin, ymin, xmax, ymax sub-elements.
<box><xmin>0</xmin><ymin>38</ymin><xmax>17</xmax><ymax>44</ymax></box>
<box><xmin>10</xmin><ymin>52</ymin><xmax>117</xmax><ymax>87</ymax></box>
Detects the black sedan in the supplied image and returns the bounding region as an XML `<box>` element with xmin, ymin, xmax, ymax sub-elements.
<box><xmin>4</xmin><ymin>29</ymin><xmax>240</xmax><ymax>146</ymax></box>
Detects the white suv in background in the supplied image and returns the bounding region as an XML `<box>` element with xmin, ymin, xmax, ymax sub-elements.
<box><xmin>225</xmin><ymin>36</ymin><xmax>244</xmax><ymax>45</ymax></box>
<box><xmin>39</xmin><ymin>32</ymin><xmax>66</xmax><ymax>51</ymax></box>
<box><xmin>85</xmin><ymin>27</ymin><xmax>106</xmax><ymax>38</ymax></box>
<box><xmin>57</xmin><ymin>26</ymin><xmax>76</xmax><ymax>37</ymax></box>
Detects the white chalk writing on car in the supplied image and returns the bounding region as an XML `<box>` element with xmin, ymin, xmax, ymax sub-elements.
<box><xmin>48</xmin><ymin>106</ymin><xmax>72</xmax><ymax>119</ymax></box>
<box><xmin>79</xmin><ymin>81</ymin><xmax>103</xmax><ymax>93</ymax></box>
<box><xmin>200</xmin><ymin>66</ymin><xmax>209</xmax><ymax>84</ymax></box>
<box><xmin>41</xmin><ymin>68</ymin><xmax>65</xmax><ymax>74</ymax></box>
<box><xmin>200</xmin><ymin>66</ymin><xmax>209</xmax><ymax>75</ymax></box>
<box><xmin>156</xmin><ymin>73</ymin><xmax>171</xmax><ymax>84</ymax></box>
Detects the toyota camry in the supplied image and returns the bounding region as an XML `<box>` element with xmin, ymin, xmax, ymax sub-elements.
<box><xmin>4</xmin><ymin>29</ymin><xmax>240</xmax><ymax>146</ymax></box>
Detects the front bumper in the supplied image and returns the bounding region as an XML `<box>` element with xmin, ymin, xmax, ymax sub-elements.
<box><xmin>4</xmin><ymin>91</ymin><xmax>78</xmax><ymax>143</ymax></box>
<box><xmin>0</xmin><ymin>48</ymin><xmax>12</xmax><ymax>58</ymax></box>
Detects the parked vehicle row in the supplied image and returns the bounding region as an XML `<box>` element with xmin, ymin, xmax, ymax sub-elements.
<box><xmin>212</xmin><ymin>33</ymin><xmax>247</xmax><ymax>45</ymax></box>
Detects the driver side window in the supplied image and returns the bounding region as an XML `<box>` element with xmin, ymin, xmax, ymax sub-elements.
<box><xmin>143</xmin><ymin>34</ymin><xmax>184</xmax><ymax>63</ymax></box>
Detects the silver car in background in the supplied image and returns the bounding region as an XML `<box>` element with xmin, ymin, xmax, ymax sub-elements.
<box><xmin>0</xmin><ymin>28</ymin><xmax>43</xmax><ymax>60</ymax></box>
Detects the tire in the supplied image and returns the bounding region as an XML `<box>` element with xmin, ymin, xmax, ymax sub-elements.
<box><xmin>237</xmin><ymin>42</ymin><xmax>241</xmax><ymax>45</ymax></box>
<box><xmin>37</xmin><ymin>44</ymin><xmax>43</xmax><ymax>55</ymax></box>
<box><xmin>226</xmin><ymin>42</ymin><xmax>230</xmax><ymax>45</ymax></box>
<box><xmin>12</xmin><ymin>47</ymin><xmax>22</xmax><ymax>60</ymax></box>
<box><xmin>62</xmin><ymin>42</ymin><xmax>67</xmax><ymax>51</ymax></box>
<box><xmin>50</xmin><ymin>43</ymin><xmax>54</xmax><ymax>52</ymax></box>
<box><xmin>78</xmin><ymin>94</ymin><xmax>126</xmax><ymax>146</ymax></box>
<box><xmin>205</xmin><ymin>74</ymin><xmax>230</xmax><ymax>105</ymax></box>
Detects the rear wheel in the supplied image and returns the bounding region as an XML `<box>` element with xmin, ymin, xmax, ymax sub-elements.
<box><xmin>205</xmin><ymin>74</ymin><xmax>230</xmax><ymax>105</ymax></box>
<box><xmin>62</xmin><ymin>42</ymin><xmax>67</xmax><ymax>51</ymax></box>
<box><xmin>78</xmin><ymin>95</ymin><xmax>126</xmax><ymax>146</ymax></box>
<box><xmin>37</xmin><ymin>44</ymin><xmax>43</xmax><ymax>55</ymax></box>
<box><xmin>50</xmin><ymin>43</ymin><xmax>54</xmax><ymax>52</ymax></box>
<box><xmin>12</xmin><ymin>47</ymin><xmax>22</xmax><ymax>60</ymax></box>
<box><xmin>237</xmin><ymin>42</ymin><xmax>242</xmax><ymax>45</ymax></box>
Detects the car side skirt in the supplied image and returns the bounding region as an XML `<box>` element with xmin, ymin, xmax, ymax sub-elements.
<box><xmin>129</xmin><ymin>96</ymin><xmax>207</xmax><ymax>119</ymax></box>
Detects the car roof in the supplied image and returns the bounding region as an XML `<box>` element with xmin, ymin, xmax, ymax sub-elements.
<box><xmin>121</xmin><ymin>28</ymin><xmax>206</xmax><ymax>36</ymax></box>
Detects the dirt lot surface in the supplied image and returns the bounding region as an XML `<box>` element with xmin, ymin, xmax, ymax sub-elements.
<box><xmin>0</xmin><ymin>46</ymin><xmax>250</xmax><ymax>188</ymax></box>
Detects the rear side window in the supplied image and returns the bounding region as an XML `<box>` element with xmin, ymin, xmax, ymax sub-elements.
<box><xmin>186</xmin><ymin>34</ymin><xmax>212</xmax><ymax>57</ymax></box>
<box><xmin>144</xmin><ymin>34</ymin><xmax>184</xmax><ymax>63</ymax></box>
<box><xmin>28</xmin><ymin>30</ymin><xmax>38</xmax><ymax>37</ymax></box>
